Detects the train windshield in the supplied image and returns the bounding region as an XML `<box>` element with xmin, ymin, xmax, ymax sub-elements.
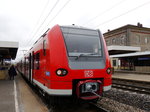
<box><xmin>61</xmin><ymin>26</ymin><xmax>102</xmax><ymax>57</ymax></box>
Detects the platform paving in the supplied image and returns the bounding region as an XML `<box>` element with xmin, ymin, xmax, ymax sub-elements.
<box><xmin>0</xmin><ymin>73</ymin><xmax>48</xmax><ymax>112</ymax></box>
<box><xmin>113</xmin><ymin>72</ymin><xmax>150</xmax><ymax>82</ymax></box>
<box><xmin>0</xmin><ymin>80</ymin><xmax>15</xmax><ymax>112</ymax></box>
<box><xmin>16</xmin><ymin>75</ymin><xmax>48</xmax><ymax>112</ymax></box>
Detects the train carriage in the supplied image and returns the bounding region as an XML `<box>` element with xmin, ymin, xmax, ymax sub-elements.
<box><xmin>17</xmin><ymin>24</ymin><xmax>112</xmax><ymax>102</ymax></box>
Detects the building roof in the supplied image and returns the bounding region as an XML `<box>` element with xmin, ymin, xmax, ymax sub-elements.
<box><xmin>103</xmin><ymin>24</ymin><xmax>150</xmax><ymax>36</ymax></box>
<box><xmin>110</xmin><ymin>51</ymin><xmax>150</xmax><ymax>58</ymax></box>
<box><xmin>108</xmin><ymin>45</ymin><xmax>141</xmax><ymax>55</ymax></box>
<box><xmin>0</xmin><ymin>41</ymin><xmax>19</xmax><ymax>60</ymax></box>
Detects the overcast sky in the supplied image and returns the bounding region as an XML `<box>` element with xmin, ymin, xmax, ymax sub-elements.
<box><xmin>0</xmin><ymin>0</ymin><xmax>150</xmax><ymax>61</ymax></box>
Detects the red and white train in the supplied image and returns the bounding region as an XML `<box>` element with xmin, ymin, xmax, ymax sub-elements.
<box><xmin>17</xmin><ymin>24</ymin><xmax>112</xmax><ymax>102</ymax></box>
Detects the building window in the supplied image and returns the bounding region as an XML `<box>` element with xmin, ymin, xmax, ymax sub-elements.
<box><xmin>121</xmin><ymin>35</ymin><xmax>125</xmax><ymax>44</ymax></box>
<box><xmin>136</xmin><ymin>35</ymin><xmax>140</xmax><ymax>44</ymax></box>
<box><xmin>145</xmin><ymin>37</ymin><xmax>148</xmax><ymax>44</ymax></box>
<box><xmin>116</xmin><ymin>37</ymin><xmax>119</xmax><ymax>45</ymax></box>
<box><xmin>113</xmin><ymin>60</ymin><xmax>117</xmax><ymax>66</ymax></box>
<box><xmin>106</xmin><ymin>40</ymin><xmax>109</xmax><ymax>45</ymax></box>
<box><xmin>112</xmin><ymin>38</ymin><xmax>116</xmax><ymax>44</ymax></box>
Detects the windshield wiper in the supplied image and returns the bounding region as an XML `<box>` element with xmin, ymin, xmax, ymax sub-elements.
<box><xmin>75</xmin><ymin>53</ymin><xmax>99</xmax><ymax>60</ymax></box>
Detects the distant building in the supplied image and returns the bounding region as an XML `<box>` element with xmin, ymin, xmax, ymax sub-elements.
<box><xmin>104</xmin><ymin>23</ymin><xmax>150</xmax><ymax>52</ymax></box>
<box><xmin>104</xmin><ymin>23</ymin><xmax>150</xmax><ymax>73</ymax></box>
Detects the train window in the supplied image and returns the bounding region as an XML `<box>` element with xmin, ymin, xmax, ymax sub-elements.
<box><xmin>35</xmin><ymin>53</ymin><xmax>40</xmax><ymax>69</ymax></box>
<box><xmin>61</xmin><ymin>27</ymin><xmax>102</xmax><ymax>57</ymax></box>
<box><xmin>43</xmin><ymin>40</ymin><xmax>46</xmax><ymax>56</ymax></box>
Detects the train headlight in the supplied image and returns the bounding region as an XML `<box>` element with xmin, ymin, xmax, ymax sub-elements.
<box><xmin>56</xmin><ymin>68</ymin><xmax>68</xmax><ymax>76</ymax></box>
<box><xmin>106</xmin><ymin>68</ymin><xmax>111</xmax><ymax>74</ymax></box>
<box><xmin>57</xmin><ymin>70</ymin><xmax>62</xmax><ymax>75</ymax></box>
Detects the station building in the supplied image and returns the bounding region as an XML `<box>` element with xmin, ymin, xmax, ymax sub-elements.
<box><xmin>104</xmin><ymin>23</ymin><xmax>150</xmax><ymax>73</ymax></box>
<box><xmin>0</xmin><ymin>41</ymin><xmax>18</xmax><ymax>79</ymax></box>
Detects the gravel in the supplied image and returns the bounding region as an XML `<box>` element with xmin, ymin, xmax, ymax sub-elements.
<box><xmin>98</xmin><ymin>97</ymin><xmax>146</xmax><ymax>112</ymax></box>
<box><xmin>97</xmin><ymin>88</ymin><xmax>150</xmax><ymax>112</ymax></box>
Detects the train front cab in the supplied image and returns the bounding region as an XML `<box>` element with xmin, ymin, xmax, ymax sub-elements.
<box><xmin>48</xmin><ymin>25</ymin><xmax>112</xmax><ymax>100</ymax></box>
<box><xmin>18</xmin><ymin>25</ymin><xmax>112</xmax><ymax>102</ymax></box>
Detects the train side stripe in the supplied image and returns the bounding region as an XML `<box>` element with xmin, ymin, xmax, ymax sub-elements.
<box><xmin>33</xmin><ymin>79</ymin><xmax>72</xmax><ymax>95</ymax></box>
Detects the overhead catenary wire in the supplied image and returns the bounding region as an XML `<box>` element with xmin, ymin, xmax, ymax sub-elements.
<box><xmin>46</xmin><ymin>0</ymin><xmax>72</xmax><ymax>26</ymax></box>
<box><xmin>23</xmin><ymin>0</ymin><xmax>50</xmax><ymax>47</ymax></box>
<box><xmin>17</xmin><ymin>0</ymin><xmax>72</xmax><ymax>61</ymax></box>
<box><xmin>26</xmin><ymin>0</ymin><xmax>60</xmax><ymax>48</ymax></box>
<box><xmin>82</xmin><ymin>0</ymin><xmax>126</xmax><ymax>26</ymax></box>
<box><xmin>30</xmin><ymin>0</ymin><xmax>72</xmax><ymax>48</ymax></box>
<box><xmin>39</xmin><ymin>0</ymin><xmax>72</xmax><ymax>35</ymax></box>
<box><xmin>94</xmin><ymin>0</ymin><xmax>150</xmax><ymax>28</ymax></box>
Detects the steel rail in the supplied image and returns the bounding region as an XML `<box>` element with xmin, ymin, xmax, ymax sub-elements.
<box><xmin>89</xmin><ymin>102</ymin><xmax>110</xmax><ymax>112</ymax></box>
<box><xmin>112</xmin><ymin>78</ymin><xmax>150</xmax><ymax>94</ymax></box>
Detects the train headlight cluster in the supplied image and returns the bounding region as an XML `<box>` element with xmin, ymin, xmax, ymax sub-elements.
<box><xmin>56</xmin><ymin>68</ymin><xmax>68</xmax><ymax>76</ymax></box>
<box><xmin>106</xmin><ymin>68</ymin><xmax>112</xmax><ymax>74</ymax></box>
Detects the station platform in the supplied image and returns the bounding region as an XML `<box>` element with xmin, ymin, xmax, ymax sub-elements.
<box><xmin>0</xmin><ymin>73</ymin><xmax>48</xmax><ymax>112</ymax></box>
<box><xmin>0</xmin><ymin>71</ymin><xmax>149</xmax><ymax>112</ymax></box>
<box><xmin>112</xmin><ymin>72</ymin><xmax>150</xmax><ymax>82</ymax></box>
<box><xmin>0</xmin><ymin>70</ymin><xmax>8</xmax><ymax>80</ymax></box>
<box><xmin>0</xmin><ymin>80</ymin><xmax>16</xmax><ymax>112</ymax></box>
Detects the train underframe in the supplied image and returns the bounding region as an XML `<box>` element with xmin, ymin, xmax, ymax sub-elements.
<box><xmin>32</xmin><ymin>78</ymin><xmax>104</xmax><ymax>105</ymax></box>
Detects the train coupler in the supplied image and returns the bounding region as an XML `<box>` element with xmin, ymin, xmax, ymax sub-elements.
<box><xmin>76</xmin><ymin>80</ymin><xmax>102</xmax><ymax>100</ymax></box>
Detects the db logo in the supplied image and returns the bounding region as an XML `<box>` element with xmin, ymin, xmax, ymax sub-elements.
<box><xmin>84</xmin><ymin>71</ymin><xmax>93</xmax><ymax>77</ymax></box>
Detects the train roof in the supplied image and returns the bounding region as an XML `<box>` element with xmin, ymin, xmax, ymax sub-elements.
<box><xmin>60</xmin><ymin>25</ymin><xmax>97</xmax><ymax>31</ymax></box>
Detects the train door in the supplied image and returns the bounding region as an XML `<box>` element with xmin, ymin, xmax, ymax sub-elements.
<box><xmin>24</xmin><ymin>57</ymin><xmax>26</xmax><ymax>75</ymax></box>
<box><xmin>43</xmin><ymin>40</ymin><xmax>46</xmax><ymax>78</ymax></box>
<box><xmin>21</xmin><ymin>60</ymin><xmax>22</xmax><ymax>71</ymax></box>
<box><xmin>29</xmin><ymin>53</ymin><xmax>32</xmax><ymax>82</ymax></box>
<box><xmin>31</xmin><ymin>51</ymin><xmax>34</xmax><ymax>83</ymax></box>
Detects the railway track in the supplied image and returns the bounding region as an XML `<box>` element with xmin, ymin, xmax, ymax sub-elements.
<box><xmin>112</xmin><ymin>78</ymin><xmax>150</xmax><ymax>94</ymax></box>
<box><xmin>89</xmin><ymin>102</ymin><xmax>109</xmax><ymax>112</ymax></box>
<box><xmin>43</xmin><ymin>96</ymin><xmax>109</xmax><ymax>112</ymax></box>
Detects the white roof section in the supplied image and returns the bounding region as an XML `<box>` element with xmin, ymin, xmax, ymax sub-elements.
<box><xmin>0</xmin><ymin>41</ymin><xmax>19</xmax><ymax>59</ymax></box>
<box><xmin>110</xmin><ymin>51</ymin><xmax>150</xmax><ymax>58</ymax></box>
<box><xmin>0</xmin><ymin>41</ymin><xmax>19</xmax><ymax>48</ymax></box>
<box><xmin>108</xmin><ymin>45</ymin><xmax>141</xmax><ymax>52</ymax></box>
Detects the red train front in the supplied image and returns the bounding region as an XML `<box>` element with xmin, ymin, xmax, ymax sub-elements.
<box><xmin>18</xmin><ymin>24</ymin><xmax>112</xmax><ymax>101</ymax></box>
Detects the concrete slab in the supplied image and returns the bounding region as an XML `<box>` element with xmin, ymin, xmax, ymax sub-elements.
<box><xmin>0</xmin><ymin>74</ymin><xmax>48</xmax><ymax>112</ymax></box>
<box><xmin>15</xmin><ymin>75</ymin><xmax>48</xmax><ymax>112</ymax></box>
<box><xmin>113</xmin><ymin>73</ymin><xmax>150</xmax><ymax>82</ymax></box>
<box><xmin>0</xmin><ymin>80</ymin><xmax>15</xmax><ymax>112</ymax></box>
